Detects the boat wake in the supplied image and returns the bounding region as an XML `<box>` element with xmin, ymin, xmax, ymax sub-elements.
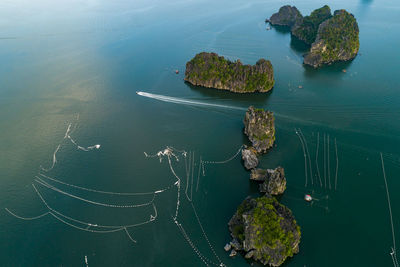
<box><xmin>136</xmin><ymin>91</ymin><xmax>246</xmax><ymax>111</ymax></box>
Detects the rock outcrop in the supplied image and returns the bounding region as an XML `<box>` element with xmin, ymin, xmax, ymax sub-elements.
<box><xmin>257</xmin><ymin>167</ymin><xmax>286</xmax><ymax>195</ymax></box>
<box><xmin>244</xmin><ymin>106</ymin><xmax>275</xmax><ymax>154</ymax></box>
<box><xmin>184</xmin><ymin>52</ymin><xmax>274</xmax><ymax>93</ymax></box>
<box><xmin>242</xmin><ymin>146</ymin><xmax>259</xmax><ymax>170</ymax></box>
<box><xmin>291</xmin><ymin>5</ymin><xmax>332</xmax><ymax>45</ymax></box>
<box><xmin>268</xmin><ymin>5</ymin><xmax>303</xmax><ymax>28</ymax></box>
<box><xmin>304</xmin><ymin>9</ymin><xmax>359</xmax><ymax>68</ymax></box>
<box><xmin>228</xmin><ymin>196</ymin><xmax>301</xmax><ymax>266</ymax></box>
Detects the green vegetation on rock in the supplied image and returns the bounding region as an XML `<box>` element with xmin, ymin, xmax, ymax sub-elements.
<box><xmin>268</xmin><ymin>5</ymin><xmax>303</xmax><ymax>28</ymax></box>
<box><xmin>304</xmin><ymin>9</ymin><xmax>359</xmax><ymax>67</ymax></box>
<box><xmin>291</xmin><ymin>5</ymin><xmax>332</xmax><ymax>44</ymax></box>
<box><xmin>228</xmin><ymin>196</ymin><xmax>301</xmax><ymax>266</ymax></box>
<box><xmin>184</xmin><ymin>52</ymin><xmax>274</xmax><ymax>93</ymax></box>
<box><xmin>244</xmin><ymin>106</ymin><xmax>275</xmax><ymax>153</ymax></box>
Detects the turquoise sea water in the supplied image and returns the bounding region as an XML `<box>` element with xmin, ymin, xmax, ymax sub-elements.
<box><xmin>1</xmin><ymin>0</ymin><xmax>399</xmax><ymax>266</ymax></box>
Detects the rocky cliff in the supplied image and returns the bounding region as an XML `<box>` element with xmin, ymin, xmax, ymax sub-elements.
<box><xmin>268</xmin><ymin>5</ymin><xmax>303</xmax><ymax>28</ymax></box>
<box><xmin>242</xmin><ymin>146</ymin><xmax>259</xmax><ymax>170</ymax></box>
<box><xmin>251</xmin><ymin>167</ymin><xmax>286</xmax><ymax>195</ymax></box>
<box><xmin>228</xmin><ymin>196</ymin><xmax>301</xmax><ymax>266</ymax></box>
<box><xmin>291</xmin><ymin>5</ymin><xmax>332</xmax><ymax>45</ymax></box>
<box><xmin>304</xmin><ymin>9</ymin><xmax>359</xmax><ymax>68</ymax></box>
<box><xmin>244</xmin><ymin>106</ymin><xmax>275</xmax><ymax>154</ymax></box>
<box><xmin>184</xmin><ymin>52</ymin><xmax>274</xmax><ymax>93</ymax></box>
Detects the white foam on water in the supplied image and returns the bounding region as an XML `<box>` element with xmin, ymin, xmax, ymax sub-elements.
<box><xmin>137</xmin><ymin>91</ymin><xmax>246</xmax><ymax>111</ymax></box>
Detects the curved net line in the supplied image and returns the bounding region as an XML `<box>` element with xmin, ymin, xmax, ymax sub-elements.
<box><xmin>40</xmin><ymin>144</ymin><xmax>61</xmax><ymax>172</ymax></box>
<box><xmin>190</xmin><ymin>202</ymin><xmax>223</xmax><ymax>265</ymax></box>
<box><xmin>299</xmin><ymin>129</ymin><xmax>313</xmax><ymax>186</ymax></box>
<box><xmin>5</xmin><ymin>208</ymin><xmax>50</xmax><ymax>221</ymax></box>
<box><xmin>32</xmin><ymin>183</ymin><xmax>157</xmax><ymax>230</ymax></box>
<box><xmin>34</xmin><ymin>177</ymin><xmax>156</xmax><ymax>209</ymax></box>
<box><xmin>38</xmin><ymin>173</ymin><xmax>173</xmax><ymax>196</ymax></box>
<box><xmin>380</xmin><ymin>153</ymin><xmax>399</xmax><ymax>266</ymax></box>
<box><xmin>295</xmin><ymin>128</ymin><xmax>308</xmax><ymax>187</ymax></box>
<box><xmin>174</xmin><ymin>218</ymin><xmax>223</xmax><ymax>267</ymax></box>
<box><xmin>202</xmin><ymin>145</ymin><xmax>243</xmax><ymax>165</ymax></box>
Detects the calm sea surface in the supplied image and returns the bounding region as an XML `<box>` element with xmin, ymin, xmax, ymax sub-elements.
<box><xmin>1</xmin><ymin>0</ymin><xmax>399</xmax><ymax>266</ymax></box>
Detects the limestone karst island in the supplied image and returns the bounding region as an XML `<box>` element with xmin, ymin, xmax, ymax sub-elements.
<box><xmin>267</xmin><ymin>5</ymin><xmax>360</xmax><ymax>67</ymax></box>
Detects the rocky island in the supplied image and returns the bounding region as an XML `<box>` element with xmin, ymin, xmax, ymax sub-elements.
<box><xmin>228</xmin><ymin>195</ymin><xmax>301</xmax><ymax>266</ymax></box>
<box><xmin>251</xmin><ymin>167</ymin><xmax>286</xmax><ymax>195</ymax></box>
<box><xmin>268</xmin><ymin>5</ymin><xmax>303</xmax><ymax>28</ymax></box>
<box><xmin>184</xmin><ymin>52</ymin><xmax>274</xmax><ymax>93</ymax></box>
<box><xmin>304</xmin><ymin>10</ymin><xmax>360</xmax><ymax>68</ymax></box>
<box><xmin>267</xmin><ymin>5</ymin><xmax>359</xmax><ymax>68</ymax></box>
<box><xmin>243</xmin><ymin>106</ymin><xmax>275</xmax><ymax>154</ymax></box>
<box><xmin>291</xmin><ymin>5</ymin><xmax>332</xmax><ymax>45</ymax></box>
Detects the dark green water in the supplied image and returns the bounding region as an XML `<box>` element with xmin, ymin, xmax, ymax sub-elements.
<box><xmin>1</xmin><ymin>0</ymin><xmax>400</xmax><ymax>266</ymax></box>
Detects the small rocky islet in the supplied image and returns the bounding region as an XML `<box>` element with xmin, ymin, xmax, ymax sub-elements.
<box><xmin>184</xmin><ymin>52</ymin><xmax>274</xmax><ymax>93</ymax></box>
<box><xmin>267</xmin><ymin>5</ymin><xmax>360</xmax><ymax>68</ymax></box>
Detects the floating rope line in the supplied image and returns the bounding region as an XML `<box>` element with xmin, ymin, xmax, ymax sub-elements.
<box><xmin>41</xmin><ymin>120</ymin><xmax>101</xmax><ymax>172</ymax></box>
<box><xmin>174</xmin><ymin>217</ymin><xmax>225</xmax><ymax>267</ymax></box>
<box><xmin>40</xmin><ymin>144</ymin><xmax>61</xmax><ymax>172</ymax></box>
<box><xmin>328</xmin><ymin>134</ymin><xmax>331</xmax><ymax>190</ymax></box>
<box><xmin>191</xmin><ymin>151</ymin><xmax>195</xmax><ymax>201</ymax></box>
<box><xmin>196</xmin><ymin>156</ymin><xmax>202</xmax><ymax>192</ymax></box>
<box><xmin>124</xmin><ymin>228</ymin><xmax>137</xmax><ymax>243</ymax></box>
<box><xmin>334</xmin><ymin>138</ymin><xmax>339</xmax><ymax>191</ymax></box>
<box><xmin>149</xmin><ymin>146</ymin><xmax>225</xmax><ymax>266</ymax></box>
<box><xmin>31</xmin><ymin>183</ymin><xmax>158</xmax><ymax>229</ymax></box>
<box><xmin>5</xmin><ymin>208</ymin><xmax>50</xmax><ymax>221</ymax></box>
<box><xmin>34</xmin><ymin>177</ymin><xmax>156</xmax><ymax>209</ymax></box>
<box><xmin>380</xmin><ymin>153</ymin><xmax>399</xmax><ymax>267</ymax></box>
<box><xmin>32</xmin><ymin>183</ymin><xmax>157</xmax><ymax>241</ymax></box>
<box><xmin>299</xmin><ymin>129</ymin><xmax>313</xmax><ymax>186</ymax></box>
<box><xmin>323</xmin><ymin>133</ymin><xmax>327</xmax><ymax>189</ymax></box>
<box><xmin>295</xmin><ymin>128</ymin><xmax>308</xmax><ymax>187</ymax></box>
<box><xmin>315</xmin><ymin>132</ymin><xmax>323</xmax><ymax>187</ymax></box>
<box><xmin>38</xmin><ymin>173</ymin><xmax>173</xmax><ymax>196</ymax></box>
<box><xmin>191</xmin><ymin>202</ymin><xmax>224</xmax><ymax>266</ymax></box>
<box><xmin>31</xmin><ymin>183</ymin><xmax>156</xmax><ymax>237</ymax></box>
<box><xmin>202</xmin><ymin>145</ymin><xmax>243</xmax><ymax>165</ymax></box>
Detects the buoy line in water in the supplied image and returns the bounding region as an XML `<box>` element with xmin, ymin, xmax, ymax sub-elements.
<box><xmin>324</xmin><ymin>133</ymin><xmax>327</xmax><ymax>189</ymax></box>
<box><xmin>327</xmin><ymin>134</ymin><xmax>331</xmax><ymax>190</ymax></box>
<box><xmin>295</xmin><ymin>128</ymin><xmax>308</xmax><ymax>187</ymax></box>
<box><xmin>334</xmin><ymin>138</ymin><xmax>339</xmax><ymax>191</ymax></box>
<box><xmin>380</xmin><ymin>153</ymin><xmax>399</xmax><ymax>267</ymax></box>
<box><xmin>7</xmin><ymin>119</ymin><xmax>234</xmax><ymax>265</ymax></box>
<box><xmin>147</xmin><ymin>146</ymin><xmax>227</xmax><ymax>267</ymax></box>
<box><xmin>295</xmin><ymin>129</ymin><xmax>339</xmax><ymax>192</ymax></box>
<box><xmin>299</xmin><ymin>128</ymin><xmax>313</xmax><ymax>186</ymax></box>
<box><xmin>315</xmin><ymin>132</ymin><xmax>323</xmax><ymax>187</ymax></box>
<box><xmin>6</xmin><ymin>121</ymin><xmax>174</xmax><ymax>245</ymax></box>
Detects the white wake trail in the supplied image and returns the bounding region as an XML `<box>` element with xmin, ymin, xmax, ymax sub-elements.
<box><xmin>137</xmin><ymin>91</ymin><xmax>246</xmax><ymax>111</ymax></box>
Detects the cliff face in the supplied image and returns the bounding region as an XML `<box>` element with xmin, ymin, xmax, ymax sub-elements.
<box><xmin>184</xmin><ymin>52</ymin><xmax>274</xmax><ymax>93</ymax></box>
<box><xmin>304</xmin><ymin>9</ymin><xmax>359</xmax><ymax>68</ymax></box>
<box><xmin>268</xmin><ymin>5</ymin><xmax>303</xmax><ymax>28</ymax></box>
<box><xmin>291</xmin><ymin>5</ymin><xmax>332</xmax><ymax>45</ymax></box>
<box><xmin>244</xmin><ymin>106</ymin><xmax>275</xmax><ymax>154</ymax></box>
<box><xmin>251</xmin><ymin>167</ymin><xmax>286</xmax><ymax>195</ymax></box>
<box><xmin>228</xmin><ymin>196</ymin><xmax>301</xmax><ymax>266</ymax></box>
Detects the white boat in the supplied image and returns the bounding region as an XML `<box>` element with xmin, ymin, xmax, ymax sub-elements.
<box><xmin>304</xmin><ymin>194</ymin><xmax>313</xmax><ymax>202</ymax></box>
